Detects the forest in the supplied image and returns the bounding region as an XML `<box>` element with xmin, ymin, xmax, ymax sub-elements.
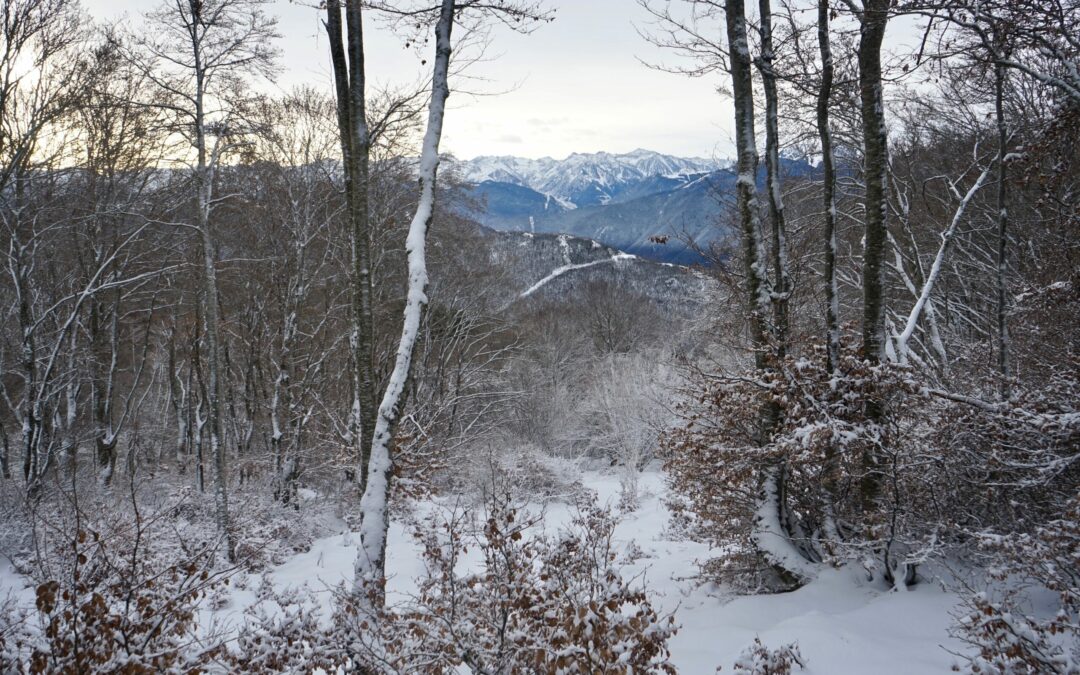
<box><xmin>0</xmin><ymin>0</ymin><xmax>1077</xmax><ymax>672</ymax></box>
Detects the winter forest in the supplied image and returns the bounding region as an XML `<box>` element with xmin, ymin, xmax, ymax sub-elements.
<box><xmin>0</xmin><ymin>0</ymin><xmax>1077</xmax><ymax>671</ymax></box>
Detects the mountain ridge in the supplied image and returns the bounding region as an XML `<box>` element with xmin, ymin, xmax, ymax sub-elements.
<box><xmin>450</xmin><ymin>148</ymin><xmax>813</xmax><ymax>265</ymax></box>
<box><xmin>451</xmin><ymin>148</ymin><xmax>728</xmax><ymax>209</ymax></box>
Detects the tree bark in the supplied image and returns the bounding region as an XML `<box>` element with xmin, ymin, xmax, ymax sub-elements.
<box><xmin>726</xmin><ymin>0</ymin><xmax>814</xmax><ymax>586</ymax></box>
<box><xmin>994</xmin><ymin>62</ymin><xmax>1011</xmax><ymax>400</ymax></box>
<box><xmin>857</xmin><ymin>0</ymin><xmax>890</xmax><ymax>364</ymax></box>
<box><xmin>756</xmin><ymin>0</ymin><xmax>790</xmax><ymax>359</ymax></box>
<box><xmin>326</xmin><ymin>0</ymin><xmax>376</xmax><ymax>493</ymax></box>
<box><xmin>354</xmin><ymin>0</ymin><xmax>455</xmax><ymax>605</ymax></box>
<box><xmin>818</xmin><ymin>0</ymin><xmax>840</xmax><ymax>375</ymax></box>
<box><xmin>855</xmin><ymin>0</ymin><xmax>890</xmax><ymax>515</ymax></box>
<box><xmin>726</xmin><ymin>0</ymin><xmax>771</xmax><ymax>376</ymax></box>
<box><xmin>194</xmin><ymin>60</ymin><xmax>234</xmax><ymax>562</ymax></box>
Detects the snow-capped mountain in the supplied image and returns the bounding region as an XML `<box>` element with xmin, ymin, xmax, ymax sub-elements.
<box><xmin>453</xmin><ymin>149</ymin><xmax>725</xmax><ymax>208</ymax></box>
<box><xmin>451</xmin><ymin>148</ymin><xmax>812</xmax><ymax>265</ymax></box>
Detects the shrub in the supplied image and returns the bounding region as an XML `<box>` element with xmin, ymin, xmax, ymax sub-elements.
<box><xmin>731</xmin><ymin>638</ymin><xmax>805</xmax><ymax>675</ymax></box>
<box><xmin>953</xmin><ymin>495</ymin><xmax>1080</xmax><ymax>674</ymax></box>
<box><xmin>663</xmin><ymin>339</ymin><xmax>939</xmax><ymax>589</ymax></box>
<box><xmin>231</xmin><ymin>492</ymin><xmax>678</xmax><ymax>673</ymax></box>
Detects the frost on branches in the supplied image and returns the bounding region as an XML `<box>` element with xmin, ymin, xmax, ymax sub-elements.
<box><xmin>664</xmin><ymin>339</ymin><xmax>941</xmax><ymax>590</ymax></box>
<box><xmin>230</xmin><ymin>493</ymin><xmax>678</xmax><ymax>673</ymax></box>
<box><xmin>6</xmin><ymin>510</ymin><xmax>227</xmax><ymax>673</ymax></box>
<box><xmin>953</xmin><ymin>495</ymin><xmax>1080</xmax><ymax>674</ymax></box>
<box><xmin>731</xmin><ymin>638</ymin><xmax>805</xmax><ymax>675</ymax></box>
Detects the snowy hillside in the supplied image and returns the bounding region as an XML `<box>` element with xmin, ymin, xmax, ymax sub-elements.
<box><xmin>478</xmin><ymin>229</ymin><xmax>716</xmax><ymax>312</ymax></box>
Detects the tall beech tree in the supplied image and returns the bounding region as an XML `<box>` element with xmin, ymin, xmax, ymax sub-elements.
<box><xmin>324</xmin><ymin>0</ymin><xmax>378</xmax><ymax>493</ymax></box>
<box><xmin>844</xmin><ymin>0</ymin><xmax>891</xmax><ymax>364</ymax></box>
<box><xmin>817</xmin><ymin>0</ymin><xmax>840</xmax><ymax>374</ymax></box>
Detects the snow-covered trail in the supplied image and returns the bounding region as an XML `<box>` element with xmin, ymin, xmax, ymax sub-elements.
<box><xmin>520</xmin><ymin>252</ymin><xmax>636</xmax><ymax>298</ymax></box>
<box><xmin>219</xmin><ymin>470</ymin><xmax>965</xmax><ymax>673</ymax></box>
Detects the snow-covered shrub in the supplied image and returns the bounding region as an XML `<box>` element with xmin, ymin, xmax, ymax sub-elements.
<box><xmin>0</xmin><ymin>597</ymin><xmax>30</xmax><ymax>673</ymax></box>
<box><xmin>953</xmin><ymin>495</ymin><xmax>1080</xmax><ymax>674</ymax></box>
<box><xmin>448</xmin><ymin>444</ymin><xmax>588</xmax><ymax>506</ymax></box>
<box><xmin>663</xmin><ymin>339</ymin><xmax>942</xmax><ymax>590</ymax></box>
<box><xmin>731</xmin><ymin>638</ymin><xmax>805</xmax><ymax>674</ymax></box>
<box><xmin>228</xmin><ymin>491</ymin><xmax>329</xmax><ymax>570</ymax></box>
<box><xmin>226</xmin><ymin>583</ymin><xmax>337</xmax><ymax>673</ymax></box>
<box><xmin>929</xmin><ymin>372</ymin><xmax>1080</xmax><ymax>536</ymax></box>
<box><xmin>231</xmin><ymin>493</ymin><xmax>677</xmax><ymax>673</ymax></box>
<box><xmin>389</xmin><ymin>492</ymin><xmax>678</xmax><ymax>673</ymax></box>
<box><xmin>577</xmin><ymin>351</ymin><xmax>674</xmax><ymax>510</ymax></box>
<box><xmin>22</xmin><ymin>515</ymin><xmax>226</xmax><ymax>673</ymax></box>
<box><xmin>955</xmin><ymin>593</ymin><xmax>1076</xmax><ymax>674</ymax></box>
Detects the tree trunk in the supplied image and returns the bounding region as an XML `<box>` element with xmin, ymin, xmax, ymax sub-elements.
<box><xmin>857</xmin><ymin>0</ymin><xmax>890</xmax><ymax>365</ymax></box>
<box><xmin>195</xmin><ymin>75</ymin><xmax>234</xmax><ymax>561</ymax></box>
<box><xmin>818</xmin><ymin>0</ymin><xmax>840</xmax><ymax>375</ymax></box>
<box><xmin>91</xmin><ymin>296</ymin><xmax>118</xmax><ymax>486</ymax></box>
<box><xmin>354</xmin><ymin>0</ymin><xmax>455</xmax><ymax>605</ymax></box>
<box><xmin>726</xmin><ymin>0</ymin><xmax>771</xmax><ymax>376</ymax></box>
<box><xmin>855</xmin><ymin>0</ymin><xmax>890</xmax><ymax>514</ymax></box>
<box><xmin>756</xmin><ymin>0</ymin><xmax>790</xmax><ymax>359</ymax></box>
<box><xmin>726</xmin><ymin>0</ymin><xmax>814</xmax><ymax>585</ymax></box>
<box><xmin>994</xmin><ymin>62</ymin><xmax>1011</xmax><ymax>400</ymax></box>
<box><xmin>326</xmin><ymin>0</ymin><xmax>376</xmax><ymax>493</ymax></box>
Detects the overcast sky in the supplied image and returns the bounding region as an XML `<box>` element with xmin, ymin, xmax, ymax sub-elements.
<box><xmin>83</xmin><ymin>1</ymin><xmax>927</xmax><ymax>162</ymax></box>
<box><xmin>83</xmin><ymin>0</ymin><xmax>741</xmax><ymax>161</ymax></box>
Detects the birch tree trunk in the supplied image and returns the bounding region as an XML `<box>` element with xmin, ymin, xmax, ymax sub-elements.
<box><xmin>354</xmin><ymin>0</ymin><xmax>455</xmax><ymax>603</ymax></box>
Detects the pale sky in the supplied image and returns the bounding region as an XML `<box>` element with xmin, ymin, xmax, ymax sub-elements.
<box><xmin>83</xmin><ymin>1</ymin><xmax>926</xmax><ymax>161</ymax></box>
<box><xmin>82</xmin><ymin>0</ymin><xmax>737</xmax><ymax>161</ymax></box>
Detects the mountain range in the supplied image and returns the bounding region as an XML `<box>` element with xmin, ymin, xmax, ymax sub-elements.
<box><xmin>450</xmin><ymin>149</ymin><xmax>813</xmax><ymax>265</ymax></box>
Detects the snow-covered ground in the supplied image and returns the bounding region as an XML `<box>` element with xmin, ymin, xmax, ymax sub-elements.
<box><xmin>187</xmin><ymin>470</ymin><xmax>966</xmax><ymax>673</ymax></box>
<box><xmin>0</xmin><ymin>469</ymin><xmax>967</xmax><ymax>672</ymax></box>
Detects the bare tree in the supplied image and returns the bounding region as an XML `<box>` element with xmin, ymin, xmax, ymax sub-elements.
<box><xmin>755</xmin><ymin>0</ymin><xmax>791</xmax><ymax>358</ymax></box>
<box><xmin>817</xmin><ymin>0</ymin><xmax>840</xmax><ymax>374</ymax></box>
<box><xmin>132</xmin><ymin>0</ymin><xmax>279</xmax><ymax>559</ymax></box>
<box><xmin>840</xmin><ymin>0</ymin><xmax>891</xmax><ymax>364</ymax></box>
<box><xmin>324</xmin><ymin>0</ymin><xmax>379</xmax><ymax>493</ymax></box>
<box><xmin>353</xmin><ymin>0</ymin><xmax>551</xmax><ymax>605</ymax></box>
<box><xmin>0</xmin><ymin>0</ymin><xmax>99</xmax><ymax>497</ymax></box>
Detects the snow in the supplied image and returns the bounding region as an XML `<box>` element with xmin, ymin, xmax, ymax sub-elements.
<box><xmin>0</xmin><ymin>468</ymin><xmax>970</xmax><ymax>672</ymax></box>
<box><xmin>751</xmin><ymin>469</ymin><xmax>821</xmax><ymax>582</ymax></box>
<box><xmin>519</xmin><ymin>252</ymin><xmax>637</xmax><ymax>298</ymax></box>
<box><xmin>452</xmin><ymin>149</ymin><xmax>723</xmax><ymax>204</ymax></box>
<box><xmin>341</xmin><ymin>471</ymin><xmax>961</xmax><ymax>671</ymax></box>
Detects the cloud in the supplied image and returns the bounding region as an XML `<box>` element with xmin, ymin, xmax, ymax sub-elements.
<box><xmin>496</xmin><ymin>134</ymin><xmax>524</xmax><ymax>144</ymax></box>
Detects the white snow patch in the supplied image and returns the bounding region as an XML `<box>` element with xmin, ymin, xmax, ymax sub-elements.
<box><xmin>520</xmin><ymin>253</ymin><xmax>637</xmax><ymax>298</ymax></box>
